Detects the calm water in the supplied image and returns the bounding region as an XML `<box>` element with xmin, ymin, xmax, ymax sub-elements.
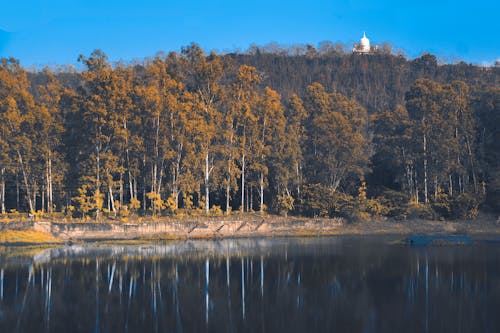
<box><xmin>0</xmin><ymin>236</ymin><xmax>499</xmax><ymax>333</ymax></box>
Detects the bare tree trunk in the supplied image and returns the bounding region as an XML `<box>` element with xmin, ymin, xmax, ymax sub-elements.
<box><xmin>259</xmin><ymin>172</ymin><xmax>264</xmax><ymax>213</ymax></box>
<box><xmin>449</xmin><ymin>174</ymin><xmax>453</xmax><ymax>197</ymax></box>
<box><xmin>46</xmin><ymin>163</ymin><xmax>50</xmax><ymax>213</ymax></box>
<box><xmin>414</xmin><ymin>169</ymin><xmax>419</xmax><ymax>204</ymax></box>
<box><xmin>465</xmin><ymin>137</ymin><xmax>478</xmax><ymax>193</ymax></box>
<box><xmin>143</xmin><ymin>183</ymin><xmax>146</xmax><ymax>212</ymax></box>
<box><xmin>423</xmin><ymin>132</ymin><xmax>428</xmax><ymax>204</ymax></box>
<box><xmin>226</xmin><ymin>154</ymin><xmax>232</xmax><ymax>214</ymax></box>
<box><xmin>157</xmin><ymin>166</ymin><xmax>163</xmax><ymax>195</ymax></box>
<box><xmin>17</xmin><ymin>152</ymin><xmax>34</xmax><ymax>212</ymax></box>
<box><xmin>152</xmin><ymin>165</ymin><xmax>156</xmax><ymax>194</ymax></box>
<box><xmin>153</xmin><ymin>111</ymin><xmax>161</xmax><ymax>194</ymax></box>
<box><xmin>434</xmin><ymin>176</ymin><xmax>439</xmax><ymax>199</ymax></box>
<box><xmin>241</xmin><ymin>153</ymin><xmax>245</xmax><ymax>213</ymax></box>
<box><xmin>109</xmin><ymin>185</ymin><xmax>116</xmax><ymax>213</ymax></box>
<box><xmin>46</xmin><ymin>159</ymin><xmax>50</xmax><ymax>213</ymax></box>
<box><xmin>296</xmin><ymin>163</ymin><xmax>301</xmax><ymax>196</ymax></box>
<box><xmin>205</xmin><ymin>152</ymin><xmax>210</xmax><ymax>214</ymax></box>
<box><xmin>1</xmin><ymin>168</ymin><xmax>5</xmax><ymax>214</ymax></box>
<box><xmin>128</xmin><ymin>173</ymin><xmax>134</xmax><ymax>202</ymax></box>
<box><xmin>172</xmin><ymin>163</ymin><xmax>179</xmax><ymax>210</ymax></box>
<box><xmin>48</xmin><ymin>156</ymin><xmax>53</xmax><ymax>213</ymax></box>
<box><xmin>119</xmin><ymin>173</ymin><xmax>123</xmax><ymax>211</ymax></box>
<box><xmin>96</xmin><ymin>147</ymin><xmax>101</xmax><ymax>220</ymax></box>
<box><xmin>107</xmin><ymin>191</ymin><xmax>111</xmax><ymax>211</ymax></box>
<box><xmin>16</xmin><ymin>172</ymin><xmax>19</xmax><ymax>211</ymax></box>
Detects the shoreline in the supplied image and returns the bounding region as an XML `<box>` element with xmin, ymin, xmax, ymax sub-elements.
<box><xmin>1</xmin><ymin>215</ymin><xmax>499</xmax><ymax>245</ymax></box>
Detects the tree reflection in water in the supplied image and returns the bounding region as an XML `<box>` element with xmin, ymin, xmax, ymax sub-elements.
<box><xmin>0</xmin><ymin>237</ymin><xmax>499</xmax><ymax>332</ymax></box>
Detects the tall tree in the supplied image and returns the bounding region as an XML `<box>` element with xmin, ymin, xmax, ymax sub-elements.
<box><xmin>304</xmin><ymin>83</ymin><xmax>370</xmax><ymax>193</ymax></box>
<box><xmin>254</xmin><ymin>87</ymin><xmax>286</xmax><ymax>211</ymax></box>
<box><xmin>405</xmin><ymin>79</ymin><xmax>442</xmax><ymax>203</ymax></box>
<box><xmin>33</xmin><ymin>68</ymin><xmax>67</xmax><ymax>213</ymax></box>
<box><xmin>181</xmin><ymin>44</ymin><xmax>226</xmax><ymax>213</ymax></box>
<box><xmin>229</xmin><ymin>65</ymin><xmax>261</xmax><ymax>212</ymax></box>
<box><xmin>0</xmin><ymin>58</ymin><xmax>37</xmax><ymax>212</ymax></box>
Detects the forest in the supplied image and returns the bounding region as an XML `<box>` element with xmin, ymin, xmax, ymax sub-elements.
<box><xmin>0</xmin><ymin>43</ymin><xmax>499</xmax><ymax>221</ymax></box>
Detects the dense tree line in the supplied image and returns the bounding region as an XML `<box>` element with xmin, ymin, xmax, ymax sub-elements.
<box><xmin>0</xmin><ymin>44</ymin><xmax>499</xmax><ymax>220</ymax></box>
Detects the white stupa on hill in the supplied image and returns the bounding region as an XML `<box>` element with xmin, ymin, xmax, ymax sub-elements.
<box><xmin>353</xmin><ymin>32</ymin><xmax>377</xmax><ymax>54</ymax></box>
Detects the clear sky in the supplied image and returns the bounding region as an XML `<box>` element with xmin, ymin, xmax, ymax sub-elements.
<box><xmin>0</xmin><ymin>0</ymin><xmax>498</xmax><ymax>68</ymax></box>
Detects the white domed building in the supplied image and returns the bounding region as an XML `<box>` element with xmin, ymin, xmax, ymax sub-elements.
<box><xmin>353</xmin><ymin>32</ymin><xmax>377</xmax><ymax>54</ymax></box>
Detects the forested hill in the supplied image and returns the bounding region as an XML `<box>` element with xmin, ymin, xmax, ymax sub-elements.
<box><xmin>228</xmin><ymin>51</ymin><xmax>499</xmax><ymax>114</ymax></box>
<box><xmin>28</xmin><ymin>50</ymin><xmax>500</xmax><ymax>115</ymax></box>
<box><xmin>1</xmin><ymin>44</ymin><xmax>499</xmax><ymax>222</ymax></box>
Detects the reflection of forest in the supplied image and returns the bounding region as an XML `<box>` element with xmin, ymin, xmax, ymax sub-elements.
<box><xmin>0</xmin><ymin>238</ymin><xmax>499</xmax><ymax>332</ymax></box>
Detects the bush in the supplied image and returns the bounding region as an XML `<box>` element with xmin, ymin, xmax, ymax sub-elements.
<box><xmin>405</xmin><ymin>203</ymin><xmax>436</xmax><ymax>220</ymax></box>
<box><xmin>296</xmin><ymin>184</ymin><xmax>334</xmax><ymax>217</ymax></box>
<box><xmin>450</xmin><ymin>193</ymin><xmax>479</xmax><ymax>219</ymax></box>
<box><xmin>275</xmin><ymin>194</ymin><xmax>294</xmax><ymax>217</ymax></box>
<box><xmin>431</xmin><ymin>190</ymin><xmax>451</xmax><ymax>218</ymax></box>
<box><xmin>129</xmin><ymin>198</ymin><xmax>141</xmax><ymax>211</ymax></box>
<box><xmin>376</xmin><ymin>189</ymin><xmax>410</xmax><ymax>217</ymax></box>
<box><xmin>210</xmin><ymin>205</ymin><xmax>223</xmax><ymax>216</ymax></box>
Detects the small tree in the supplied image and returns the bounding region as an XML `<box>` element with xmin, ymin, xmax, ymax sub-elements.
<box><xmin>146</xmin><ymin>192</ymin><xmax>164</xmax><ymax>216</ymax></box>
<box><xmin>276</xmin><ymin>194</ymin><xmax>294</xmax><ymax>217</ymax></box>
<box><xmin>72</xmin><ymin>185</ymin><xmax>93</xmax><ymax>219</ymax></box>
<box><xmin>129</xmin><ymin>198</ymin><xmax>141</xmax><ymax>212</ymax></box>
<box><xmin>165</xmin><ymin>194</ymin><xmax>178</xmax><ymax>215</ymax></box>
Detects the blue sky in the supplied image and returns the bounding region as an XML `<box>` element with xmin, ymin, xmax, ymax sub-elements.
<box><xmin>0</xmin><ymin>0</ymin><xmax>498</xmax><ymax>67</ymax></box>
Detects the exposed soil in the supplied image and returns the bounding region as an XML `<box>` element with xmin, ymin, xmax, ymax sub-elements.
<box><xmin>0</xmin><ymin>213</ymin><xmax>499</xmax><ymax>245</ymax></box>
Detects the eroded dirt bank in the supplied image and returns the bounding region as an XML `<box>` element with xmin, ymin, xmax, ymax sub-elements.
<box><xmin>0</xmin><ymin>215</ymin><xmax>499</xmax><ymax>244</ymax></box>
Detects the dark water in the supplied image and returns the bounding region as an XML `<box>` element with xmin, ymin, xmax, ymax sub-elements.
<box><xmin>0</xmin><ymin>236</ymin><xmax>499</xmax><ymax>333</ymax></box>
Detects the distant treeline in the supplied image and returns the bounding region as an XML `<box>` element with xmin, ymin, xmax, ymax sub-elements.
<box><xmin>0</xmin><ymin>43</ymin><xmax>499</xmax><ymax>220</ymax></box>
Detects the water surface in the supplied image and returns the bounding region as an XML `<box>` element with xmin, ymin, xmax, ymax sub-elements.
<box><xmin>0</xmin><ymin>236</ymin><xmax>499</xmax><ymax>332</ymax></box>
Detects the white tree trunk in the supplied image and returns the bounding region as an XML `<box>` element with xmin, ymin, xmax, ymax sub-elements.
<box><xmin>423</xmin><ymin>132</ymin><xmax>428</xmax><ymax>204</ymax></box>
<box><xmin>0</xmin><ymin>168</ymin><xmax>5</xmax><ymax>214</ymax></box>
<box><xmin>205</xmin><ymin>152</ymin><xmax>210</xmax><ymax>214</ymax></box>
<box><xmin>241</xmin><ymin>153</ymin><xmax>245</xmax><ymax>213</ymax></box>
<box><xmin>109</xmin><ymin>185</ymin><xmax>116</xmax><ymax>213</ymax></box>
<box><xmin>259</xmin><ymin>172</ymin><xmax>264</xmax><ymax>213</ymax></box>
<box><xmin>17</xmin><ymin>151</ymin><xmax>34</xmax><ymax>212</ymax></box>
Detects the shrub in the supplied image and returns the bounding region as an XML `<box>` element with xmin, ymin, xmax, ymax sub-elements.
<box><xmin>210</xmin><ymin>205</ymin><xmax>223</xmax><ymax>216</ymax></box>
<box><xmin>129</xmin><ymin>198</ymin><xmax>141</xmax><ymax>211</ymax></box>
<box><xmin>296</xmin><ymin>184</ymin><xmax>333</xmax><ymax>217</ymax></box>
<box><xmin>431</xmin><ymin>190</ymin><xmax>451</xmax><ymax>218</ymax></box>
<box><xmin>165</xmin><ymin>194</ymin><xmax>178</xmax><ymax>214</ymax></box>
<box><xmin>450</xmin><ymin>193</ymin><xmax>479</xmax><ymax>219</ymax></box>
<box><xmin>146</xmin><ymin>192</ymin><xmax>165</xmax><ymax>215</ymax></box>
<box><xmin>406</xmin><ymin>203</ymin><xmax>436</xmax><ymax>220</ymax></box>
<box><xmin>275</xmin><ymin>194</ymin><xmax>294</xmax><ymax>217</ymax></box>
<box><xmin>376</xmin><ymin>189</ymin><xmax>410</xmax><ymax>217</ymax></box>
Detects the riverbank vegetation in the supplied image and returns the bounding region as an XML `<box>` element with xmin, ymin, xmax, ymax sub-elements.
<box><xmin>0</xmin><ymin>43</ymin><xmax>498</xmax><ymax>222</ymax></box>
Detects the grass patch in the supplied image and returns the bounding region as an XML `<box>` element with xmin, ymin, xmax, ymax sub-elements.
<box><xmin>0</xmin><ymin>230</ymin><xmax>62</xmax><ymax>244</ymax></box>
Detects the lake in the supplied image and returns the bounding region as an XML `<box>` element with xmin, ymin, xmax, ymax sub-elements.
<box><xmin>0</xmin><ymin>236</ymin><xmax>499</xmax><ymax>332</ymax></box>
